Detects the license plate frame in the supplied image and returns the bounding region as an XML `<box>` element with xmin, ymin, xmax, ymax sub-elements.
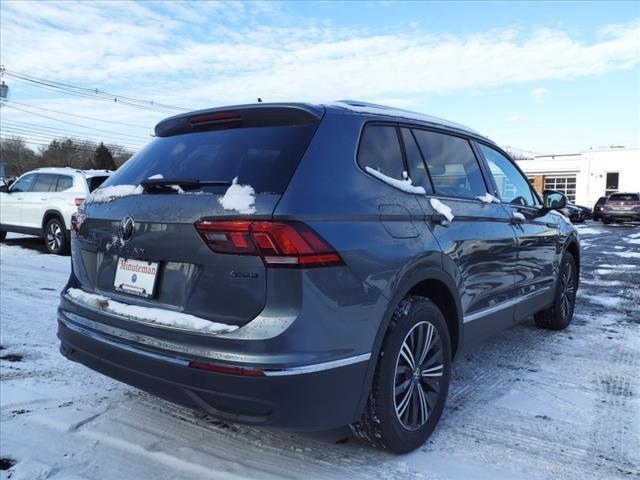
<box><xmin>114</xmin><ymin>257</ymin><xmax>159</xmax><ymax>298</ymax></box>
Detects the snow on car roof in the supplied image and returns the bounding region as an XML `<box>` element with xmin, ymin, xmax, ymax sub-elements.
<box><xmin>31</xmin><ymin>167</ymin><xmax>113</xmax><ymax>177</ymax></box>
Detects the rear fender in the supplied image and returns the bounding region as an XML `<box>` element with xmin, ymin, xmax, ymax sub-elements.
<box><xmin>354</xmin><ymin>258</ymin><xmax>462</xmax><ymax>419</ymax></box>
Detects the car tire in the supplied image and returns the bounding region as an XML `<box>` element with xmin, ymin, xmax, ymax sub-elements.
<box><xmin>0</xmin><ymin>230</ymin><xmax>6</xmax><ymax>241</ymax></box>
<box><xmin>350</xmin><ymin>296</ymin><xmax>451</xmax><ymax>453</ymax></box>
<box><xmin>534</xmin><ymin>253</ymin><xmax>577</xmax><ymax>331</ymax></box>
<box><xmin>44</xmin><ymin>218</ymin><xmax>69</xmax><ymax>255</ymax></box>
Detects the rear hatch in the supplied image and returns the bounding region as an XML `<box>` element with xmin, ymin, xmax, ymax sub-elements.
<box><xmin>606</xmin><ymin>193</ymin><xmax>640</xmax><ymax>213</ymax></box>
<box><xmin>72</xmin><ymin>105</ymin><xmax>322</xmax><ymax>328</ymax></box>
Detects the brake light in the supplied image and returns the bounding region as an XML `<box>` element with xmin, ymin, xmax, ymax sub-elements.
<box><xmin>71</xmin><ymin>212</ymin><xmax>86</xmax><ymax>237</ymax></box>
<box><xmin>74</xmin><ymin>198</ymin><xmax>85</xmax><ymax>206</ymax></box>
<box><xmin>195</xmin><ymin>220</ymin><xmax>343</xmax><ymax>268</ymax></box>
<box><xmin>190</xmin><ymin>112</ymin><xmax>241</xmax><ymax>130</ymax></box>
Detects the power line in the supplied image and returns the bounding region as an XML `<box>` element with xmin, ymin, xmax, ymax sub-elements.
<box><xmin>2</xmin><ymin>121</ymin><xmax>146</xmax><ymax>148</ymax></box>
<box><xmin>3</xmin><ymin>70</ymin><xmax>189</xmax><ymax>114</ymax></box>
<box><xmin>1</xmin><ymin>126</ymin><xmax>143</xmax><ymax>150</ymax></box>
<box><xmin>7</xmin><ymin>99</ymin><xmax>152</xmax><ymax>129</ymax></box>
<box><xmin>0</xmin><ymin>134</ymin><xmax>137</xmax><ymax>154</ymax></box>
<box><xmin>4</xmin><ymin>104</ymin><xmax>151</xmax><ymax>141</ymax></box>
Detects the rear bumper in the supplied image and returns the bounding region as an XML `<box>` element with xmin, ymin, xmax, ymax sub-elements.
<box><xmin>602</xmin><ymin>211</ymin><xmax>640</xmax><ymax>221</ymax></box>
<box><xmin>57</xmin><ymin>312</ymin><xmax>369</xmax><ymax>431</ymax></box>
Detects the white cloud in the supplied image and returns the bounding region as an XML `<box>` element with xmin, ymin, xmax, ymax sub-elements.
<box><xmin>1</xmin><ymin>2</ymin><xmax>638</xmax><ymax>109</ymax></box>
<box><xmin>531</xmin><ymin>87</ymin><xmax>548</xmax><ymax>103</ymax></box>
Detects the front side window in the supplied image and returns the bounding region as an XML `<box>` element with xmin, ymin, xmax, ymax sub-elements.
<box><xmin>31</xmin><ymin>174</ymin><xmax>58</xmax><ymax>193</ymax></box>
<box><xmin>9</xmin><ymin>173</ymin><xmax>36</xmax><ymax>193</ymax></box>
<box><xmin>478</xmin><ymin>144</ymin><xmax>536</xmax><ymax>206</ymax></box>
<box><xmin>413</xmin><ymin>130</ymin><xmax>486</xmax><ymax>199</ymax></box>
<box><xmin>358</xmin><ymin>125</ymin><xmax>404</xmax><ymax>180</ymax></box>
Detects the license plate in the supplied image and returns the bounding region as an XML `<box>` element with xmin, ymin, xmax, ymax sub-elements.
<box><xmin>114</xmin><ymin>258</ymin><xmax>159</xmax><ymax>298</ymax></box>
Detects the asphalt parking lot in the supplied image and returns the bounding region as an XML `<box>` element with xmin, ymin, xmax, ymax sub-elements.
<box><xmin>1</xmin><ymin>222</ymin><xmax>639</xmax><ymax>480</ymax></box>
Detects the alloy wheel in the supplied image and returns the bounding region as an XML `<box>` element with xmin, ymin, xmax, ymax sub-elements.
<box><xmin>393</xmin><ymin>321</ymin><xmax>444</xmax><ymax>431</ymax></box>
<box><xmin>46</xmin><ymin>222</ymin><xmax>62</xmax><ymax>252</ymax></box>
<box><xmin>560</xmin><ymin>262</ymin><xmax>575</xmax><ymax>320</ymax></box>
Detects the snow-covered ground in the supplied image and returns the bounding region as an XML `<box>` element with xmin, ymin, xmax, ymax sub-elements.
<box><xmin>1</xmin><ymin>224</ymin><xmax>639</xmax><ymax>480</ymax></box>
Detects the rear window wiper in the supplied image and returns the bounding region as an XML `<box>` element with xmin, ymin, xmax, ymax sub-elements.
<box><xmin>140</xmin><ymin>178</ymin><xmax>233</xmax><ymax>192</ymax></box>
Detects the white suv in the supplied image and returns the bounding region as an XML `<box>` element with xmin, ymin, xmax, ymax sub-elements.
<box><xmin>0</xmin><ymin>168</ymin><xmax>111</xmax><ymax>254</ymax></box>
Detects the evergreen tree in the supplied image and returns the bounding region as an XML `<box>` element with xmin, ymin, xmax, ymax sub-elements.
<box><xmin>93</xmin><ymin>142</ymin><xmax>116</xmax><ymax>170</ymax></box>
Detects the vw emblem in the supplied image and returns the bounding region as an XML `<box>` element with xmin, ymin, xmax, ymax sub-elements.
<box><xmin>119</xmin><ymin>216</ymin><xmax>135</xmax><ymax>243</ymax></box>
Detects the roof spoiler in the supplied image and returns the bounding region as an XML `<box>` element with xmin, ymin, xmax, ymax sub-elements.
<box><xmin>155</xmin><ymin>103</ymin><xmax>324</xmax><ymax>137</ymax></box>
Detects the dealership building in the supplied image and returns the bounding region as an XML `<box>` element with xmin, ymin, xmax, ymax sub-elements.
<box><xmin>515</xmin><ymin>147</ymin><xmax>640</xmax><ymax>207</ymax></box>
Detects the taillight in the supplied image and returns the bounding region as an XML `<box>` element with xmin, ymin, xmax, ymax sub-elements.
<box><xmin>195</xmin><ymin>220</ymin><xmax>343</xmax><ymax>268</ymax></box>
<box><xmin>71</xmin><ymin>212</ymin><xmax>86</xmax><ymax>237</ymax></box>
<box><xmin>74</xmin><ymin>198</ymin><xmax>85</xmax><ymax>206</ymax></box>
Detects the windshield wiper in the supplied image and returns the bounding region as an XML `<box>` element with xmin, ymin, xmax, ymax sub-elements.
<box><xmin>140</xmin><ymin>178</ymin><xmax>233</xmax><ymax>192</ymax></box>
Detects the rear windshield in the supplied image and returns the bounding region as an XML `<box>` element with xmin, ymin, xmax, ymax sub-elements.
<box><xmin>102</xmin><ymin>124</ymin><xmax>318</xmax><ymax>194</ymax></box>
<box><xmin>88</xmin><ymin>176</ymin><xmax>109</xmax><ymax>192</ymax></box>
<box><xmin>608</xmin><ymin>193</ymin><xmax>639</xmax><ymax>201</ymax></box>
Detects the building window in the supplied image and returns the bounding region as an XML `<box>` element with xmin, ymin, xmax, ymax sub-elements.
<box><xmin>544</xmin><ymin>175</ymin><xmax>576</xmax><ymax>203</ymax></box>
<box><xmin>605</xmin><ymin>172</ymin><xmax>619</xmax><ymax>196</ymax></box>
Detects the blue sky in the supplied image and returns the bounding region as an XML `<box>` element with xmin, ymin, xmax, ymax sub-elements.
<box><xmin>1</xmin><ymin>0</ymin><xmax>638</xmax><ymax>154</ymax></box>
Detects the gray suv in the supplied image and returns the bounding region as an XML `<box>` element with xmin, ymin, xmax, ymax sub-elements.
<box><xmin>57</xmin><ymin>101</ymin><xmax>580</xmax><ymax>453</ymax></box>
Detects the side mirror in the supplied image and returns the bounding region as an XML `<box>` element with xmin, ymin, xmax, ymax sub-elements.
<box><xmin>543</xmin><ymin>190</ymin><xmax>567</xmax><ymax>210</ymax></box>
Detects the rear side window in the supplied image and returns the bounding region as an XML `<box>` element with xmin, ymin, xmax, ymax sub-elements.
<box><xmin>103</xmin><ymin>124</ymin><xmax>318</xmax><ymax>194</ymax></box>
<box><xmin>55</xmin><ymin>175</ymin><xmax>74</xmax><ymax>192</ymax></box>
<box><xmin>88</xmin><ymin>176</ymin><xmax>108</xmax><ymax>192</ymax></box>
<box><xmin>31</xmin><ymin>174</ymin><xmax>58</xmax><ymax>192</ymax></box>
<box><xmin>413</xmin><ymin>130</ymin><xmax>486</xmax><ymax>199</ymax></box>
<box><xmin>609</xmin><ymin>193</ymin><xmax>639</xmax><ymax>201</ymax></box>
<box><xmin>358</xmin><ymin>125</ymin><xmax>404</xmax><ymax>180</ymax></box>
<box><xmin>478</xmin><ymin>144</ymin><xmax>536</xmax><ymax>206</ymax></box>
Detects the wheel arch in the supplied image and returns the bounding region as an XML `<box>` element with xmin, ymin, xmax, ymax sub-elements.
<box><xmin>354</xmin><ymin>266</ymin><xmax>462</xmax><ymax>420</ymax></box>
<box><xmin>565</xmin><ymin>236</ymin><xmax>580</xmax><ymax>276</ymax></box>
<box><xmin>42</xmin><ymin>209</ymin><xmax>67</xmax><ymax>234</ymax></box>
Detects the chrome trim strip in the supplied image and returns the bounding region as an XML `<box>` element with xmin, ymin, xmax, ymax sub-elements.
<box><xmin>59</xmin><ymin>313</ymin><xmax>371</xmax><ymax>376</ymax></box>
<box><xmin>60</xmin><ymin>316</ymin><xmax>190</xmax><ymax>367</ymax></box>
<box><xmin>262</xmin><ymin>353</ymin><xmax>371</xmax><ymax>376</ymax></box>
<box><xmin>63</xmin><ymin>293</ymin><xmax>233</xmax><ymax>338</ymax></box>
<box><xmin>463</xmin><ymin>287</ymin><xmax>552</xmax><ymax>323</ymax></box>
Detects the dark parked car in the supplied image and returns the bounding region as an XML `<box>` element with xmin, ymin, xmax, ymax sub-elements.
<box><xmin>560</xmin><ymin>203</ymin><xmax>591</xmax><ymax>223</ymax></box>
<box><xmin>602</xmin><ymin>192</ymin><xmax>640</xmax><ymax>224</ymax></box>
<box><xmin>57</xmin><ymin>101</ymin><xmax>580</xmax><ymax>453</ymax></box>
<box><xmin>593</xmin><ymin>196</ymin><xmax>607</xmax><ymax>221</ymax></box>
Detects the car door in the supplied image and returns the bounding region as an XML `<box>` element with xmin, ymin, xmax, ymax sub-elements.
<box><xmin>1</xmin><ymin>173</ymin><xmax>37</xmax><ymax>227</ymax></box>
<box><xmin>404</xmin><ymin>127</ymin><xmax>518</xmax><ymax>344</ymax></box>
<box><xmin>475</xmin><ymin>143</ymin><xmax>560</xmax><ymax>319</ymax></box>
<box><xmin>21</xmin><ymin>173</ymin><xmax>58</xmax><ymax>229</ymax></box>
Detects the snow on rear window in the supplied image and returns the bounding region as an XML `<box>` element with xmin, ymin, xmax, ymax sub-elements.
<box><xmin>87</xmin><ymin>184</ymin><xmax>143</xmax><ymax>203</ymax></box>
<box><xmin>99</xmin><ymin>124</ymin><xmax>318</xmax><ymax>194</ymax></box>
<box><xmin>218</xmin><ymin>177</ymin><xmax>256</xmax><ymax>214</ymax></box>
